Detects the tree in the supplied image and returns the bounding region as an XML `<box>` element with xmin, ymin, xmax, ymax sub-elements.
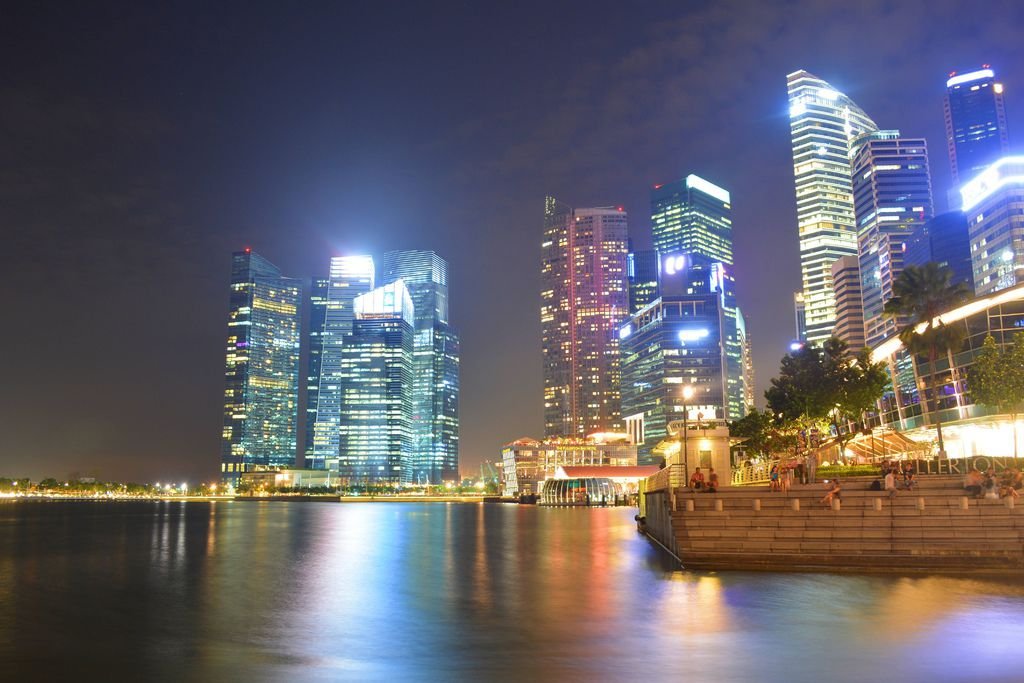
<box><xmin>883</xmin><ymin>263</ymin><xmax>971</xmax><ymax>456</ymax></box>
<box><xmin>729</xmin><ymin>407</ymin><xmax>798</xmax><ymax>458</ymax></box>
<box><xmin>969</xmin><ymin>333</ymin><xmax>1024</xmax><ymax>459</ymax></box>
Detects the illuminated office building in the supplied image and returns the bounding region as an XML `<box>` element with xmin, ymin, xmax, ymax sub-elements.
<box><xmin>830</xmin><ymin>255</ymin><xmax>866</xmax><ymax>354</ymax></box>
<box><xmin>619</xmin><ymin>256</ymin><xmax>746</xmax><ymax>464</ymax></box>
<box><xmin>793</xmin><ymin>291</ymin><xmax>806</xmax><ymax>341</ymax></box>
<box><xmin>335</xmin><ymin>281</ymin><xmax>415</xmax><ymax>484</ymax></box>
<box><xmin>309</xmin><ymin>255</ymin><xmax>375</xmax><ymax>470</ymax></box>
<box><xmin>787</xmin><ymin>70</ymin><xmax>878</xmax><ymax>345</ymax></box>
<box><xmin>651</xmin><ymin>174</ymin><xmax>733</xmax><ymax>265</ymax></box>
<box><xmin>303</xmin><ymin>276</ymin><xmax>329</xmax><ymax>463</ymax></box>
<box><xmin>945</xmin><ymin>67</ymin><xmax>1009</xmax><ymax>186</ymax></box>
<box><xmin>380</xmin><ymin>250</ymin><xmax>460</xmax><ymax>484</ymax></box>
<box><xmin>220</xmin><ymin>250</ymin><xmax>302</xmax><ymax>484</ymax></box>
<box><xmin>627</xmin><ymin>248</ymin><xmax>659</xmax><ymax>314</ymax></box>
<box><xmin>541</xmin><ymin>198</ymin><xmax>629</xmax><ymax>437</ymax></box>
<box><xmin>850</xmin><ymin>131</ymin><xmax>934</xmax><ymax>346</ymax></box>
<box><xmin>961</xmin><ymin>156</ymin><xmax>1024</xmax><ymax>296</ymax></box>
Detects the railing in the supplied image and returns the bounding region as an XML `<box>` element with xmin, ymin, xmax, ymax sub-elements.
<box><xmin>645</xmin><ymin>464</ymin><xmax>686</xmax><ymax>493</ymax></box>
<box><xmin>731</xmin><ymin>460</ymin><xmax>777</xmax><ymax>486</ymax></box>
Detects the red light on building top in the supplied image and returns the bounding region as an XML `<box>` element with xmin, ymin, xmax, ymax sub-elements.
<box><xmin>244</xmin><ymin>247</ymin><xmax>251</xmax><ymax>253</ymax></box>
<box><xmin>653</xmin><ymin>183</ymin><xmax>663</xmax><ymax>189</ymax></box>
<box><xmin>983</xmin><ymin>64</ymin><xmax>991</xmax><ymax>69</ymax></box>
<box><xmin>617</xmin><ymin>206</ymin><xmax>624</xmax><ymax>212</ymax></box>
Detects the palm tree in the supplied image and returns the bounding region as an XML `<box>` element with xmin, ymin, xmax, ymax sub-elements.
<box><xmin>883</xmin><ymin>263</ymin><xmax>971</xmax><ymax>457</ymax></box>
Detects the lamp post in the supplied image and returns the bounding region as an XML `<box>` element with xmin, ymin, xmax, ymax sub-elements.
<box><xmin>681</xmin><ymin>384</ymin><xmax>695</xmax><ymax>486</ymax></box>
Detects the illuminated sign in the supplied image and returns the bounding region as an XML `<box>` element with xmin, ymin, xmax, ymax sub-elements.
<box><xmin>960</xmin><ymin>156</ymin><xmax>1024</xmax><ymax>211</ymax></box>
<box><xmin>946</xmin><ymin>69</ymin><xmax>994</xmax><ymax>88</ymax></box>
<box><xmin>678</xmin><ymin>329</ymin><xmax>709</xmax><ymax>343</ymax></box>
<box><xmin>619</xmin><ymin>324</ymin><xmax>632</xmax><ymax>340</ymax></box>
<box><xmin>663</xmin><ymin>254</ymin><xmax>687</xmax><ymax>276</ymax></box>
<box><xmin>685</xmin><ymin>174</ymin><xmax>730</xmax><ymax>204</ymax></box>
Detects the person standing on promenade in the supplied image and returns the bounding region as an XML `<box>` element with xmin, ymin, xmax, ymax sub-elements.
<box><xmin>805</xmin><ymin>453</ymin><xmax>817</xmax><ymax>484</ymax></box>
<box><xmin>769</xmin><ymin>464</ymin><xmax>780</xmax><ymax>492</ymax></box>
<box><xmin>884</xmin><ymin>470</ymin><xmax>898</xmax><ymax>497</ymax></box>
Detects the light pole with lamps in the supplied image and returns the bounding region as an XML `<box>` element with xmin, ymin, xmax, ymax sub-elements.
<box><xmin>680</xmin><ymin>384</ymin><xmax>695</xmax><ymax>486</ymax></box>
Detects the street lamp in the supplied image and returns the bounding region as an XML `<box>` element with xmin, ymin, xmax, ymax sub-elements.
<box><xmin>681</xmin><ymin>384</ymin><xmax>696</xmax><ymax>485</ymax></box>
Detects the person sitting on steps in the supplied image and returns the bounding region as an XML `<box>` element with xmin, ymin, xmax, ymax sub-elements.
<box><xmin>820</xmin><ymin>478</ymin><xmax>842</xmax><ymax>508</ymax></box>
<box><xmin>706</xmin><ymin>468</ymin><xmax>718</xmax><ymax>493</ymax></box>
<box><xmin>689</xmin><ymin>467</ymin><xmax>705</xmax><ymax>491</ymax></box>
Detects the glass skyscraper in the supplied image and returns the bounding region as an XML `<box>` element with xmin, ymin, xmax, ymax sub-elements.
<box><xmin>304</xmin><ymin>275</ymin><xmax>329</xmax><ymax>464</ymax></box>
<box><xmin>850</xmin><ymin>131</ymin><xmax>934</xmax><ymax>347</ymax></box>
<box><xmin>787</xmin><ymin>70</ymin><xmax>878</xmax><ymax>346</ymax></box>
<box><xmin>380</xmin><ymin>250</ymin><xmax>460</xmax><ymax>484</ymax></box>
<box><xmin>619</xmin><ymin>257</ymin><xmax>744</xmax><ymax>464</ymax></box>
<box><xmin>945</xmin><ymin>67</ymin><xmax>1009</xmax><ymax>186</ymax></box>
<box><xmin>309</xmin><ymin>255</ymin><xmax>375</xmax><ymax>470</ymax></box>
<box><xmin>335</xmin><ymin>281</ymin><xmax>415</xmax><ymax>484</ymax></box>
<box><xmin>627</xmin><ymin>248</ymin><xmax>659</xmax><ymax>314</ymax></box>
<box><xmin>905</xmin><ymin>211</ymin><xmax>973</xmax><ymax>293</ymax></box>
<box><xmin>220</xmin><ymin>250</ymin><xmax>302</xmax><ymax>484</ymax></box>
<box><xmin>961</xmin><ymin>156</ymin><xmax>1024</xmax><ymax>296</ymax></box>
<box><xmin>651</xmin><ymin>174</ymin><xmax>733</xmax><ymax>265</ymax></box>
<box><xmin>541</xmin><ymin>198</ymin><xmax>629</xmax><ymax>438</ymax></box>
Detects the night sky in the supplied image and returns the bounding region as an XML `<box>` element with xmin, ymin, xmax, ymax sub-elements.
<box><xmin>4</xmin><ymin>1</ymin><xmax>1023</xmax><ymax>483</ymax></box>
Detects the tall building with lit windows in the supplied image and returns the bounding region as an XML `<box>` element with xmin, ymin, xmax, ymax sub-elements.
<box><xmin>961</xmin><ymin>156</ymin><xmax>1024</xmax><ymax>296</ymax></box>
<box><xmin>335</xmin><ymin>281</ymin><xmax>415</xmax><ymax>484</ymax></box>
<box><xmin>787</xmin><ymin>70</ymin><xmax>878</xmax><ymax>345</ymax></box>
<box><xmin>651</xmin><ymin>174</ymin><xmax>733</xmax><ymax>265</ymax></box>
<box><xmin>309</xmin><ymin>255</ymin><xmax>375</xmax><ymax>470</ymax></box>
<box><xmin>850</xmin><ymin>131</ymin><xmax>934</xmax><ymax>347</ymax></box>
<box><xmin>830</xmin><ymin>255</ymin><xmax>866</xmax><ymax>354</ymax></box>
<box><xmin>303</xmin><ymin>275</ymin><xmax>329</xmax><ymax>463</ymax></box>
<box><xmin>945</xmin><ymin>67</ymin><xmax>1009</xmax><ymax>187</ymax></box>
<box><xmin>541</xmin><ymin>198</ymin><xmax>629</xmax><ymax>438</ymax></box>
<box><xmin>380</xmin><ymin>250</ymin><xmax>460</xmax><ymax>484</ymax></box>
<box><xmin>220</xmin><ymin>250</ymin><xmax>302</xmax><ymax>484</ymax></box>
<box><xmin>627</xmin><ymin>247</ymin><xmax>659</xmax><ymax>314</ymax></box>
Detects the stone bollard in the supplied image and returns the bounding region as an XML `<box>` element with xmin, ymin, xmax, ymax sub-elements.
<box><xmin>917</xmin><ymin>497</ymin><xmax>926</xmax><ymax>511</ymax></box>
<box><xmin>791</xmin><ymin>499</ymin><xmax>800</xmax><ymax>511</ymax></box>
<box><xmin>960</xmin><ymin>496</ymin><xmax>970</xmax><ymax>510</ymax></box>
<box><xmin>1006</xmin><ymin>496</ymin><xmax>1015</xmax><ymax>510</ymax></box>
<box><xmin>872</xmin><ymin>498</ymin><xmax>882</xmax><ymax>511</ymax></box>
<box><xmin>831</xmin><ymin>498</ymin><xmax>841</xmax><ymax>511</ymax></box>
<box><xmin>714</xmin><ymin>499</ymin><xmax>723</xmax><ymax>512</ymax></box>
<box><xmin>685</xmin><ymin>499</ymin><xmax>695</xmax><ymax>512</ymax></box>
<box><xmin>752</xmin><ymin>499</ymin><xmax>761</xmax><ymax>511</ymax></box>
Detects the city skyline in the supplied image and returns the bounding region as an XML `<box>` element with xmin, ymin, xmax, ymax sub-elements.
<box><xmin>5</xmin><ymin>1</ymin><xmax>1024</xmax><ymax>481</ymax></box>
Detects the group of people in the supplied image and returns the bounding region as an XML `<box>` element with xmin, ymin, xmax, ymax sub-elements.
<box><xmin>768</xmin><ymin>463</ymin><xmax>794</xmax><ymax>493</ymax></box>
<box><xmin>872</xmin><ymin>460</ymin><xmax>917</xmax><ymax>496</ymax></box>
<box><xmin>688</xmin><ymin>467</ymin><xmax>719</xmax><ymax>493</ymax></box>
<box><xmin>964</xmin><ymin>467</ymin><xmax>1023</xmax><ymax>500</ymax></box>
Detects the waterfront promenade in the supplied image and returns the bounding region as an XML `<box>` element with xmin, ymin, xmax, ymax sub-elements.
<box><xmin>643</xmin><ymin>470</ymin><xmax>1024</xmax><ymax>573</ymax></box>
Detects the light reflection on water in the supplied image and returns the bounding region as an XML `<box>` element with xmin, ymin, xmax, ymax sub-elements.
<box><xmin>1</xmin><ymin>501</ymin><xmax>1023</xmax><ymax>682</ymax></box>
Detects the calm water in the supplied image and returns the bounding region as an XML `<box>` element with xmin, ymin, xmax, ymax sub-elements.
<box><xmin>2</xmin><ymin>502</ymin><xmax>1024</xmax><ymax>682</ymax></box>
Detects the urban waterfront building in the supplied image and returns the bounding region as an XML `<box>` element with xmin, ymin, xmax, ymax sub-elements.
<box><xmin>380</xmin><ymin>250</ymin><xmax>460</xmax><ymax>484</ymax></box>
<box><xmin>541</xmin><ymin>197</ymin><xmax>629</xmax><ymax>438</ymax></box>
<box><xmin>303</xmin><ymin>276</ymin><xmax>329</xmax><ymax>463</ymax></box>
<box><xmin>871</xmin><ymin>281</ymin><xmax>1024</xmax><ymax>459</ymax></box>
<box><xmin>619</xmin><ymin>256</ymin><xmax>747</xmax><ymax>464</ymax></box>
<box><xmin>500</xmin><ymin>435</ymin><xmax>637</xmax><ymax>497</ymax></box>
<box><xmin>830</xmin><ymin>255</ymin><xmax>866</xmax><ymax>354</ymax></box>
<box><xmin>627</xmin><ymin>248</ymin><xmax>659</xmax><ymax>314</ymax></box>
<box><xmin>962</xmin><ymin>156</ymin><xmax>1024</xmax><ymax>296</ymax></box>
<box><xmin>651</xmin><ymin>175</ymin><xmax>733</xmax><ymax>264</ymax></box>
<box><xmin>787</xmin><ymin>70</ymin><xmax>878</xmax><ymax>345</ymax></box>
<box><xmin>850</xmin><ymin>131</ymin><xmax>934</xmax><ymax>347</ymax></box>
<box><xmin>905</xmin><ymin>211</ymin><xmax>974</xmax><ymax>293</ymax></box>
<box><xmin>738</xmin><ymin>311</ymin><xmax>755</xmax><ymax>409</ymax></box>
<box><xmin>220</xmin><ymin>250</ymin><xmax>302</xmax><ymax>484</ymax></box>
<box><xmin>793</xmin><ymin>291</ymin><xmax>806</xmax><ymax>341</ymax></box>
<box><xmin>308</xmin><ymin>255</ymin><xmax>375</xmax><ymax>470</ymax></box>
<box><xmin>334</xmin><ymin>281</ymin><xmax>415</xmax><ymax>484</ymax></box>
<box><xmin>945</xmin><ymin>67</ymin><xmax>1009</xmax><ymax>187</ymax></box>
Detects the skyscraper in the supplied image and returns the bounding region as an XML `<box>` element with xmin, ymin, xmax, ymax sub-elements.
<box><xmin>830</xmin><ymin>255</ymin><xmax>866</xmax><ymax>354</ymax></box>
<box><xmin>220</xmin><ymin>250</ymin><xmax>302</xmax><ymax>484</ymax></box>
<box><xmin>651</xmin><ymin>175</ymin><xmax>733</xmax><ymax>264</ymax></box>
<box><xmin>627</xmin><ymin>247</ymin><xmax>659</xmax><ymax>314</ymax></box>
<box><xmin>620</xmin><ymin>257</ymin><xmax>745</xmax><ymax>464</ymax></box>
<box><xmin>304</xmin><ymin>275</ymin><xmax>329</xmax><ymax>464</ymax></box>
<box><xmin>380</xmin><ymin>250</ymin><xmax>460</xmax><ymax>484</ymax></box>
<box><xmin>787</xmin><ymin>70</ymin><xmax>878</xmax><ymax>345</ymax></box>
<box><xmin>309</xmin><ymin>255</ymin><xmax>375</xmax><ymax>470</ymax></box>
<box><xmin>904</xmin><ymin>211</ymin><xmax>974</xmax><ymax>293</ymax></box>
<box><xmin>945</xmin><ymin>67</ymin><xmax>1009</xmax><ymax>187</ymax></box>
<box><xmin>961</xmin><ymin>156</ymin><xmax>1024</xmax><ymax>296</ymax></box>
<box><xmin>336</xmin><ymin>281</ymin><xmax>415</xmax><ymax>484</ymax></box>
<box><xmin>850</xmin><ymin>131</ymin><xmax>934</xmax><ymax>346</ymax></box>
<box><xmin>541</xmin><ymin>198</ymin><xmax>629</xmax><ymax>438</ymax></box>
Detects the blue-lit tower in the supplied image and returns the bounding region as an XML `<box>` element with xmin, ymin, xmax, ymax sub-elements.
<box><xmin>380</xmin><ymin>250</ymin><xmax>460</xmax><ymax>484</ymax></box>
<box><xmin>309</xmin><ymin>255</ymin><xmax>375</xmax><ymax>470</ymax></box>
<box><xmin>303</xmin><ymin>275</ymin><xmax>329</xmax><ymax>464</ymax></box>
<box><xmin>220</xmin><ymin>250</ymin><xmax>302</xmax><ymax>484</ymax></box>
<box><xmin>945</xmin><ymin>67</ymin><xmax>1009</xmax><ymax>186</ymax></box>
